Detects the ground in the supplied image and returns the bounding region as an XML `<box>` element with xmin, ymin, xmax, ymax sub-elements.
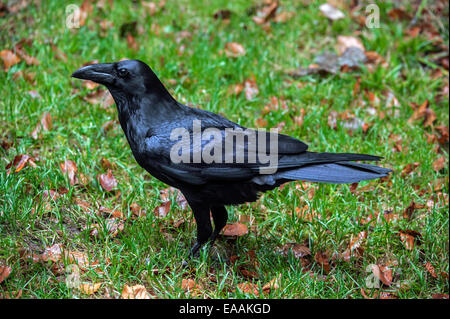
<box><xmin>0</xmin><ymin>0</ymin><xmax>448</xmax><ymax>299</ymax></box>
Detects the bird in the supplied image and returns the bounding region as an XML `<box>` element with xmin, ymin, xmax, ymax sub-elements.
<box><xmin>72</xmin><ymin>59</ymin><xmax>391</xmax><ymax>260</ymax></box>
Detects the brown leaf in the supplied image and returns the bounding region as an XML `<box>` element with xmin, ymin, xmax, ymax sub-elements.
<box><xmin>222</xmin><ymin>223</ymin><xmax>248</xmax><ymax>237</ymax></box>
<box><xmin>126</xmin><ymin>33</ymin><xmax>139</xmax><ymax>51</ymax></box>
<box><xmin>60</xmin><ymin>160</ymin><xmax>78</xmax><ymax>186</ymax></box>
<box><xmin>181</xmin><ymin>278</ymin><xmax>202</xmax><ymax>291</ymax></box>
<box><xmin>336</xmin><ymin>36</ymin><xmax>365</xmax><ymax>55</ymax></box>
<box><xmin>235</xmin><ymin>282</ymin><xmax>259</xmax><ymax>296</ymax></box>
<box><xmin>432</xmin><ymin>157</ymin><xmax>446</xmax><ymax>172</ymax></box>
<box><xmin>273</xmin><ymin>11</ymin><xmax>294</xmax><ymax>23</ymax></box>
<box><xmin>79</xmin><ymin>282</ymin><xmax>102</xmax><ymax>295</ymax></box>
<box><xmin>14</xmin><ymin>46</ymin><xmax>39</xmax><ymax>66</ymax></box>
<box><xmin>425</xmin><ymin>262</ymin><xmax>438</xmax><ymax>278</ymax></box>
<box><xmin>97</xmin><ymin>169</ymin><xmax>118</xmax><ymax>192</ymax></box>
<box><xmin>0</xmin><ymin>264</ymin><xmax>12</xmax><ymax>284</ymax></box>
<box><xmin>0</xmin><ymin>49</ymin><xmax>20</xmax><ymax>71</ymax></box>
<box><xmin>401</xmin><ymin>162</ymin><xmax>420</xmax><ymax>176</ymax></box>
<box><xmin>399</xmin><ymin>229</ymin><xmax>422</xmax><ymax>250</ymax></box>
<box><xmin>252</xmin><ymin>0</ymin><xmax>278</xmax><ymax>25</ymax></box>
<box><xmin>87</xmin><ymin>218</ymin><xmax>124</xmax><ymax>237</ymax></box>
<box><xmin>228</xmin><ymin>83</ymin><xmax>244</xmax><ymax>96</ymax></box>
<box><xmin>224</xmin><ymin>42</ymin><xmax>246</xmax><ymax>58</ymax></box>
<box><xmin>403</xmin><ymin>201</ymin><xmax>416</xmax><ymax>219</ymax></box>
<box><xmin>130</xmin><ymin>202</ymin><xmax>146</xmax><ymax>218</ymax></box>
<box><xmin>319</xmin><ymin>3</ymin><xmax>344</xmax><ymax>20</ymax></box>
<box><xmin>408</xmin><ymin>100</ymin><xmax>436</xmax><ymax>127</ymax></box>
<box><xmin>262</xmin><ymin>274</ymin><xmax>282</xmax><ymax>293</ymax></box>
<box><xmin>6</xmin><ymin>154</ymin><xmax>36</xmax><ymax>175</ymax></box>
<box><xmin>370</xmin><ymin>264</ymin><xmax>393</xmax><ymax>286</ymax></box>
<box><xmin>277</xmin><ymin>243</ymin><xmax>311</xmax><ymax>258</ymax></box>
<box><xmin>121</xmin><ymin>284</ymin><xmax>152</xmax><ymax>299</ymax></box>
<box><xmin>154</xmin><ymin>201</ymin><xmax>171</xmax><ymax>218</ymax></box>
<box><xmin>40</xmin><ymin>243</ymin><xmax>64</xmax><ymax>262</ymax></box>
<box><xmin>314</xmin><ymin>251</ymin><xmax>331</xmax><ymax>273</ymax></box>
<box><xmin>244</xmin><ymin>76</ymin><xmax>259</xmax><ymax>101</ymax></box>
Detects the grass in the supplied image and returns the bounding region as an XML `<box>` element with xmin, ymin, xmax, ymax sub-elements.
<box><xmin>0</xmin><ymin>0</ymin><xmax>448</xmax><ymax>299</ymax></box>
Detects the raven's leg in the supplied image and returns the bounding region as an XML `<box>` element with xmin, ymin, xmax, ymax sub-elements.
<box><xmin>210</xmin><ymin>205</ymin><xmax>228</xmax><ymax>244</ymax></box>
<box><xmin>188</xmin><ymin>202</ymin><xmax>212</xmax><ymax>258</ymax></box>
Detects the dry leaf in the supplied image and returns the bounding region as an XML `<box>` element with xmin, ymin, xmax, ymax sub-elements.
<box><xmin>121</xmin><ymin>284</ymin><xmax>152</xmax><ymax>299</ymax></box>
<box><xmin>319</xmin><ymin>3</ymin><xmax>345</xmax><ymax>20</ymax></box>
<box><xmin>97</xmin><ymin>169</ymin><xmax>118</xmax><ymax>192</ymax></box>
<box><xmin>6</xmin><ymin>154</ymin><xmax>36</xmax><ymax>175</ymax></box>
<box><xmin>79</xmin><ymin>282</ymin><xmax>101</xmax><ymax>295</ymax></box>
<box><xmin>0</xmin><ymin>49</ymin><xmax>20</xmax><ymax>71</ymax></box>
<box><xmin>262</xmin><ymin>274</ymin><xmax>282</xmax><ymax>293</ymax></box>
<box><xmin>225</xmin><ymin>42</ymin><xmax>246</xmax><ymax>57</ymax></box>
<box><xmin>60</xmin><ymin>160</ymin><xmax>78</xmax><ymax>186</ymax></box>
<box><xmin>222</xmin><ymin>223</ymin><xmax>248</xmax><ymax>237</ymax></box>
<box><xmin>314</xmin><ymin>251</ymin><xmax>331</xmax><ymax>273</ymax></box>
<box><xmin>252</xmin><ymin>0</ymin><xmax>278</xmax><ymax>25</ymax></box>
<box><xmin>399</xmin><ymin>229</ymin><xmax>422</xmax><ymax>250</ymax></box>
<box><xmin>336</xmin><ymin>36</ymin><xmax>365</xmax><ymax>55</ymax></box>
<box><xmin>0</xmin><ymin>264</ymin><xmax>12</xmax><ymax>284</ymax></box>
<box><xmin>244</xmin><ymin>76</ymin><xmax>259</xmax><ymax>100</ymax></box>
<box><xmin>432</xmin><ymin>157</ymin><xmax>446</xmax><ymax>172</ymax></box>
<box><xmin>154</xmin><ymin>201</ymin><xmax>171</xmax><ymax>218</ymax></box>
<box><xmin>235</xmin><ymin>282</ymin><xmax>259</xmax><ymax>296</ymax></box>
<box><xmin>181</xmin><ymin>278</ymin><xmax>202</xmax><ymax>291</ymax></box>
<box><xmin>425</xmin><ymin>262</ymin><xmax>438</xmax><ymax>278</ymax></box>
<box><xmin>277</xmin><ymin>243</ymin><xmax>311</xmax><ymax>258</ymax></box>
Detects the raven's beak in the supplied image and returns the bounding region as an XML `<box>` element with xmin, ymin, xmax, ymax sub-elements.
<box><xmin>72</xmin><ymin>63</ymin><xmax>115</xmax><ymax>85</ymax></box>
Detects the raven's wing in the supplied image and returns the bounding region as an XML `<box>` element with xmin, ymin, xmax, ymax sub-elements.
<box><xmin>143</xmin><ymin>105</ymin><xmax>383</xmax><ymax>186</ymax></box>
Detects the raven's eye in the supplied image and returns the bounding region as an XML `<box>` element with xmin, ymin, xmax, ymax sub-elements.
<box><xmin>118</xmin><ymin>68</ymin><xmax>129</xmax><ymax>78</ymax></box>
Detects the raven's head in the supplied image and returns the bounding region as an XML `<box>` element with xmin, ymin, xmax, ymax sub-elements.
<box><xmin>72</xmin><ymin>59</ymin><xmax>168</xmax><ymax>98</ymax></box>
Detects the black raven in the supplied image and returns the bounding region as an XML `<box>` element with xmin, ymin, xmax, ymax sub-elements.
<box><xmin>72</xmin><ymin>59</ymin><xmax>391</xmax><ymax>259</ymax></box>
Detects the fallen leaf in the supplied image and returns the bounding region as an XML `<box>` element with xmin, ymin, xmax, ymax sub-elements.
<box><xmin>60</xmin><ymin>160</ymin><xmax>78</xmax><ymax>186</ymax></box>
<box><xmin>252</xmin><ymin>0</ymin><xmax>278</xmax><ymax>25</ymax></box>
<box><xmin>262</xmin><ymin>274</ymin><xmax>282</xmax><ymax>293</ymax></box>
<box><xmin>0</xmin><ymin>49</ymin><xmax>20</xmax><ymax>71</ymax></box>
<box><xmin>0</xmin><ymin>264</ymin><xmax>12</xmax><ymax>284</ymax></box>
<box><xmin>97</xmin><ymin>169</ymin><xmax>118</xmax><ymax>192</ymax></box>
<box><xmin>399</xmin><ymin>229</ymin><xmax>422</xmax><ymax>250</ymax></box>
<box><xmin>276</xmin><ymin>243</ymin><xmax>311</xmax><ymax>258</ymax></box>
<box><xmin>424</xmin><ymin>262</ymin><xmax>438</xmax><ymax>278</ymax></box>
<box><xmin>319</xmin><ymin>3</ymin><xmax>345</xmax><ymax>20</ymax></box>
<box><xmin>314</xmin><ymin>251</ymin><xmax>331</xmax><ymax>273</ymax></box>
<box><xmin>432</xmin><ymin>157</ymin><xmax>446</xmax><ymax>172</ymax></box>
<box><xmin>121</xmin><ymin>284</ymin><xmax>152</xmax><ymax>299</ymax></box>
<box><xmin>225</xmin><ymin>42</ymin><xmax>246</xmax><ymax>58</ymax></box>
<box><xmin>244</xmin><ymin>76</ymin><xmax>259</xmax><ymax>100</ymax></box>
<box><xmin>336</xmin><ymin>35</ymin><xmax>365</xmax><ymax>55</ymax></box>
<box><xmin>130</xmin><ymin>202</ymin><xmax>146</xmax><ymax>218</ymax></box>
<box><xmin>222</xmin><ymin>223</ymin><xmax>248</xmax><ymax>237</ymax></box>
<box><xmin>409</xmin><ymin>100</ymin><xmax>436</xmax><ymax>127</ymax></box>
<box><xmin>235</xmin><ymin>282</ymin><xmax>259</xmax><ymax>296</ymax></box>
<box><xmin>6</xmin><ymin>154</ymin><xmax>36</xmax><ymax>175</ymax></box>
<box><xmin>181</xmin><ymin>278</ymin><xmax>202</xmax><ymax>291</ymax></box>
<box><xmin>403</xmin><ymin>201</ymin><xmax>416</xmax><ymax>219</ymax></box>
<box><xmin>87</xmin><ymin>218</ymin><xmax>124</xmax><ymax>237</ymax></box>
<box><xmin>79</xmin><ymin>282</ymin><xmax>102</xmax><ymax>295</ymax></box>
<box><xmin>31</xmin><ymin>112</ymin><xmax>52</xmax><ymax>140</ymax></box>
<box><xmin>154</xmin><ymin>201</ymin><xmax>171</xmax><ymax>218</ymax></box>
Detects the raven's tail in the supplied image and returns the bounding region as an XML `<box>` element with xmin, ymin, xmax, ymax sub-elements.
<box><xmin>276</xmin><ymin>160</ymin><xmax>392</xmax><ymax>184</ymax></box>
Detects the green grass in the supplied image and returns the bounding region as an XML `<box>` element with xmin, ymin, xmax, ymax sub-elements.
<box><xmin>0</xmin><ymin>0</ymin><xmax>448</xmax><ymax>299</ymax></box>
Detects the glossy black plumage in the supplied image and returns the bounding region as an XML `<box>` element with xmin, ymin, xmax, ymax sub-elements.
<box><xmin>72</xmin><ymin>59</ymin><xmax>392</xmax><ymax>259</ymax></box>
